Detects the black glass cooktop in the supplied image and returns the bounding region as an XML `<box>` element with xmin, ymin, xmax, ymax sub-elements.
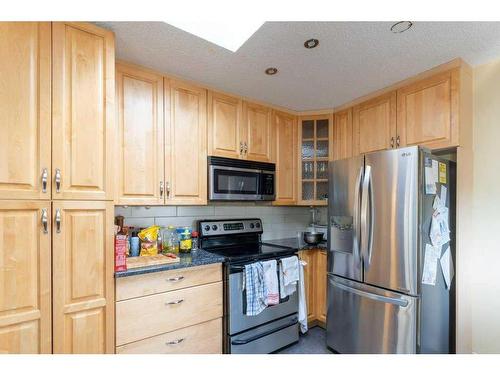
<box><xmin>203</xmin><ymin>242</ymin><xmax>296</xmax><ymax>263</ymax></box>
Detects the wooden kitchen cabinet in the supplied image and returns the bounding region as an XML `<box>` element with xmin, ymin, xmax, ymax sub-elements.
<box><xmin>52</xmin><ymin>200</ymin><xmax>115</xmax><ymax>353</ymax></box>
<box><xmin>115</xmin><ymin>63</ymin><xmax>164</xmax><ymax>205</ymax></box>
<box><xmin>164</xmin><ymin>79</ymin><xmax>207</xmax><ymax>205</ymax></box>
<box><xmin>397</xmin><ymin>69</ymin><xmax>459</xmax><ymax>150</ymax></box>
<box><xmin>273</xmin><ymin>110</ymin><xmax>297</xmax><ymax>205</ymax></box>
<box><xmin>333</xmin><ymin>108</ymin><xmax>354</xmax><ymax>160</ymax></box>
<box><xmin>0</xmin><ymin>201</ymin><xmax>52</xmax><ymax>354</ymax></box>
<box><xmin>315</xmin><ymin>250</ymin><xmax>327</xmax><ymax>324</ymax></box>
<box><xmin>297</xmin><ymin>114</ymin><xmax>333</xmax><ymax>206</ymax></box>
<box><xmin>353</xmin><ymin>91</ymin><xmax>396</xmax><ymax>155</ymax></box>
<box><xmin>52</xmin><ymin>22</ymin><xmax>115</xmax><ymax>201</ymax></box>
<box><xmin>299</xmin><ymin>250</ymin><xmax>316</xmax><ymax>323</ymax></box>
<box><xmin>242</xmin><ymin>101</ymin><xmax>274</xmax><ymax>162</ymax></box>
<box><xmin>207</xmin><ymin>91</ymin><xmax>243</xmax><ymax>159</ymax></box>
<box><xmin>0</xmin><ymin>22</ymin><xmax>52</xmax><ymax>200</ymax></box>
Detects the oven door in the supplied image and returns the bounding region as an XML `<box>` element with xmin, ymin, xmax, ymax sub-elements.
<box><xmin>228</xmin><ymin>263</ymin><xmax>298</xmax><ymax>335</ymax></box>
<box><xmin>209</xmin><ymin>165</ymin><xmax>261</xmax><ymax>200</ymax></box>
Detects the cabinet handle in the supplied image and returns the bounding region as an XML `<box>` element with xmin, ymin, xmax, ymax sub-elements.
<box><xmin>239</xmin><ymin>141</ymin><xmax>244</xmax><ymax>155</ymax></box>
<box><xmin>165</xmin><ymin>299</ymin><xmax>184</xmax><ymax>305</ymax></box>
<box><xmin>55</xmin><ymin>168</ymin><xmax>61</xmax><ymax>193</ymax></box>
<box><xmin>244</xmin><ymin>142</ymin><xmax>248</xmax><ymax>155</ymax></box>
<box><xmin>166</xmin><ymin>276</ymin><xmax>185</xmax><ymax>282</ymax></box>
<box><xmin>41</xmin><ymin>208</ymin><xmax>48</xmax><ymax>234</ymax></box>
<box><xmin>41</xmin><ymin>168</ymin><xmax>48</xmax><ymax>193</ymax></box>
<box><xmin>55</xmin><ymin>208</ymin><xmax>61</xmax><ymax>233</ymax></box>
<box><xmin>396</xmin><ymin>135</ymin><xmax>400</xmax><ymax>147</ymax></box>
<box><xmin>390</xmin><ymin>137</ymin><xmax>394</xmax><ymax>148</ymax></box>
<box><xmin>165</xmin><ymin>338</ymin><xmax>185</xmax><ymax>346</ymax></box>
<box><xmin>160</xmin><ymin>181</ymin><xmax>164</xmax><ymax>197</ymax></box>
<box><xmin>166</xmin><ymin>181</ymin><xmax>170</xmax><ymax>198</ymax></box>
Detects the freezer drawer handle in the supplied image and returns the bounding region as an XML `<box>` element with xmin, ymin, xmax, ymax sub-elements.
<box><xmin>331</xmin><ymin>278</ymin><xmax>409</xmax><ymax>307</ymax></box>
<box><xmin>231</xmin><ymin>317</ymin><xmax>298</xmax><ymax>346</ymax></box>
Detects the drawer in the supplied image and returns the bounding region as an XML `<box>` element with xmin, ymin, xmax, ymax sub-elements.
<box><xmin>116</xmin><ymin>263</ymin><xmax>222</xmax><ymax>301</ymax></box>
<box><xmin>116</xmin><ymin>318</ymin><xmax>222</xmax><ymax>354</ymax></box>
<box><xmin>116</xmin><ymin>281</ymin><xmax>223</xmax><ymax>345</ymax></box>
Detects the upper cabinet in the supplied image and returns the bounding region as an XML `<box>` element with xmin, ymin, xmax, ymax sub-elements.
<box><xmin>165</xmin><ymin>79</ymin><xmax>207</xmax><ymax>205</ymax></box>
<box><xmin>397</xmin><ymin>69</ymin><xmax>458</xmax><ymax>149</ymax></box>
<box><xmin>115</xmin><ymin>63</ymin><xmax>164</xmax><ymax>205</ymax></box>
<box><xmin>242</xmin><ymin>101</ymin><xmax>274</xmax><ymax>162</ymax></box>
<box><xmin>353</xmin><ymin>91</ymin><xmax>397</xmax><ymax>155</ymax></box>
<box><xmin>52</xmin><ymin>22</ymin><xmax>115</xmax><ymax>201</ymax></box>
<box><xmin>0</xmin><ymin>22</ymin><xmax>52</xmax><ymax>200</ymax></box>
<box><xmin>207</xmin><ymin>91</ymin><xmax>243</xmax><ymax>159</ymax></box>
<box><xmin>333</xmin><ymin>108</ymin><xmax>354</xmax><ymax>161</ymax></box>
<box><xmin>274</xmin><ymin>111</ymin><xmax>297</xmax><ymax>205</ymax></box>
<box><xmin>297</xmin><ymin>114</ymin><xmax>333</xmax><ymax>206</ymax></box>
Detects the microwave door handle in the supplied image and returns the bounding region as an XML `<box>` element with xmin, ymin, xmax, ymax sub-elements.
<box><xmin>360</xmin><ymin>165</ymin><xmax>371</xmax><ymax>270</ymax></box>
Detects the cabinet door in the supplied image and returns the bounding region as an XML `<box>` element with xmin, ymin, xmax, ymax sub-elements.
<box><xmin>165</xmin><ymin>79</ymin><xmax>207</xmax><ymax>205</ymax></box>
<box><xmin>353</xmin><ymin>92</ymin><xmax>396</xmax><ymax>155</ymax></box>
<box><xmin>274</xmin><ymin>111</ymin><xmax>297</xmax><ymax>205</ymax></box>
<box><xmin>0</xmin><ymin>23</ymin><xmax>51</xmax><ymax>200</ymax></box>
<box><xmin>242</xmin><ymin>101</ymin><xmax>273</xmax><ymax>162</ymax></box>
<box><xmin>298</xmin><ymin>250</ymin><xmax>316</xmax><ymax>323</ymax></box>
<box><xmin>333</xmin><ymin>109</ymin><xmax>354</xmax><ymax>160</ymax></box>
<box><xmin>116</xmin><ymin>63</ymin><xmax>164</xmax><ymax>205</ymax></box>
<box><xmin>397</xmin><ymin>70</ymin><xmax>458</xmax><ymax>150</ymax></box>
<box><xmin>0</xmin><ymin>201</ymin><xmax>51</xmax><ymax>353</ymax></box>
<box><xmin>52</xmin><ymin>201</ymin><xmax>114</xmax><ymax>353</ymax></box>
<box><xmin>315</xmin><ymin>250</ymin><xmax>327</xmax><ymax>324</ymax></box>
<box><xmin>207</xmin><ymin>91</ymin><xmax>243</xmax><ymax>159</ymax></box>
<box><xmin>52</xmin><ymin>22</ymin><xmax>115</xmax><ymax>200</ymax></box>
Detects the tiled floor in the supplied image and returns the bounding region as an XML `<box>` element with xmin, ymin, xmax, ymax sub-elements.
<box><xmin>275</xmin><ymin>327</ymin><xmax>333</xmax><ymax>354</ymax></box>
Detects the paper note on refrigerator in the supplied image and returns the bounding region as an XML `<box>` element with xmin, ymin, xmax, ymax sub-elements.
<box><xmin>440</xmin><ymin>246</ymin><xmax>454</xmax><ymax>290</ymax></box>
<box><xmin>432</xmin><ymin>160</ymin><xmax>439</xmax><ymax>183</ymax></box>
<box><xmin>422</xmin><ymin>244</ymin><xmax>441</xmax><ymax>285</ymax></box>
<box><xmin>440</xmin><ymin>185</ymin><xmax>448</xmax><ymax>206</ymax></box>
<box><xmin>430</xmin><ymin>196</ymin><xmax>450</xmax><ymax>247</ymax></box>
<box><xmin>425</xmin><ymin>159</ymin><xmax>437</xmax><ymax>195</ymax></box>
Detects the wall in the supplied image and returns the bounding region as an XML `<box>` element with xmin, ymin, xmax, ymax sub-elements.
<box><xmin>115</xmin><ymin>204</ymin><xmax>312</xmax><ymax>241</ymax></box>
<box><xmin>466</xmin><ymin>58</ymin><xmax>500</xmax><ymax>353</ymax></box>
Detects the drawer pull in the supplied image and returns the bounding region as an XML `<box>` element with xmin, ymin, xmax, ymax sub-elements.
<box><xmin>165</xmin><ymin>299</ymin><xmax>184</xmax><ymax>305</ymax></box>
<box><xmin>165</xmin><ymin>338</ymin><xmax>185</xmax><ymax>345</ymax></box>
<box><xmin>166</xmin><ymin>276</ymin><xmax>185</xmax><ymax>282</ymax></box>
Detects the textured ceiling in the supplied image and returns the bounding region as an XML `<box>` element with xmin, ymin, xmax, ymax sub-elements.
<box><xmin>98</xmin><ymin>21</ymin><xmax>500</xmax><ymax>111</ymax></box>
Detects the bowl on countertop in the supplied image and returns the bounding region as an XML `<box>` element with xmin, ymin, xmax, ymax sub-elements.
<box><xmin>303</xmin><ymin>231</ymin><xmax>324</xmax><ymax>245</ymax></box>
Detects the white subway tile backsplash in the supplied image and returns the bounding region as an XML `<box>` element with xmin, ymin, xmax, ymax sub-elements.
<box><xmin>115</xmin><ymin>204</ymin><xmax>312</xmax><ymax>241</ymax></box>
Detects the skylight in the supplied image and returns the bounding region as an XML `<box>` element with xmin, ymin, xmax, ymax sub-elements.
<box><xmin>165</xmin><ymin>20</ymin><xmax>264</xmax><ymax>52</ymax></box>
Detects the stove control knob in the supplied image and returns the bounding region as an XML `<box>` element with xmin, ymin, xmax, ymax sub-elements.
<box><xmin>204</xmin><ymin>225</ymin><xmax>210</xmax><ymax>232</ymax></box>
<box><xmin>255</xmin><ymin>222</ymin><xmax>261</xmax><ymax>228</ymax></box>
<box><xmin>212</xmin><ymin>225</ymin><xmax>218</xmax><ymax>231</ymax></box>
<box><xmin>250</xmin><ymin>223</ymin><xmax>255</xmax><ymax>229</ymax></box>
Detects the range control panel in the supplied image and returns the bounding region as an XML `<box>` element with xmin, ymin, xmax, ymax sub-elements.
<box><xmin>198</xmin><ymin>218</ymin><xmax>263</xmax><ymax>237</ymax></box>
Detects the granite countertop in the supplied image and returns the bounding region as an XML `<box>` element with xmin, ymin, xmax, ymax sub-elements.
<box><xmin>262</xmin><ymin>238</ymin><xmax>327</xmax><ymax>251</ymax></box>
<box><xmin>115</xmin><ymin>249</ymin><xmax>225</xmax><ymax>278</ymax></box>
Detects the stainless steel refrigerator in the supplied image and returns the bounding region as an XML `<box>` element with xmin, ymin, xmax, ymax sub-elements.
<box><xmin>326</xmin><ymin>146</ymin><xmax>455</xmax><ymax>354</ymax></box>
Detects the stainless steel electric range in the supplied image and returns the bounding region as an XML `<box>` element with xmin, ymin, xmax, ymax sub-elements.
<box><xmin>198</xmin><ymin>218</ymin><xmax>299</xmax><ymax>354</ymax></box>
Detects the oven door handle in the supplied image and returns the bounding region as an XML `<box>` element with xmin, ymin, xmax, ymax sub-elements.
<box><xmin>231</xmin><ymin>317</ymin><xmax>298</xmax><ymax>346</ymax></box>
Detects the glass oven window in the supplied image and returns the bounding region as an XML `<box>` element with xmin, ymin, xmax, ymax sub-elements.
<box><xmin>214</xmin><ymin>169</ymin><xmax>259</xmax><ymax>195</ymax></box>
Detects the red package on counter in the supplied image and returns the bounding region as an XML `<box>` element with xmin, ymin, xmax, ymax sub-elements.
<box><xmin>115</xmin><ymin>234</ymin><xmax>128</xmax><ymax>272</ymax></box>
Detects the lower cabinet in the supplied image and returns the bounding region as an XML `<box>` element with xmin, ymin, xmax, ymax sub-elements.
<box><xmin>0</xmin><ymin>201</ymin><xmax>52</xmax><ymax>354</ymax></box>
<box><xmin>299</xmin><ymin>249</ymin><xmax>327</xmax><ymax>326</ymax></box>
<box><xmin>52</xmin><ymin>201</ymin><xmax>115</xmax><ymax>354</ymax></box>
<box><xmin>115</xmin><ymin>263</ymin><xmax>223</xmax><ymax>354</ymax></box>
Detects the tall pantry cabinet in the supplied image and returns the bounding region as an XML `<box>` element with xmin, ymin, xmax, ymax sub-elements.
<box><xmin>0</xmin><ymin>22</ymin><xmax>115</xmax><ymax>354</ymax></box>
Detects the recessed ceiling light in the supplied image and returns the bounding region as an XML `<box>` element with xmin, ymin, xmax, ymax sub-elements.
<box><xmin>265</xmin><ymin>67</ymin><xmax>278</xmax><ymax>75</ymax></box>
<box><xmin>304</xmin><ymin>38</ymin><xmax>319</xmax><ymax>49</ymax></box>
<box><xmin>390</xmin><ymin>21</ymin><xmax>413</xmax><ymax>33</ymax></box>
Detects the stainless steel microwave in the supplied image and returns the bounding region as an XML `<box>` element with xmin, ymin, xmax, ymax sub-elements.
<box><xmin>208</xmin><ymin>157</ymin><xmax>276</xmax><ymax>201</ymax></box>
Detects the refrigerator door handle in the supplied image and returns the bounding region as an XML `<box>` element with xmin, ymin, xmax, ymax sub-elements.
<box><xmin>361</xmin><ymin>165</ymin><xmax>373</xmax><ymax>269</ymax></box>
<box><xmin>353</xmin><ymin>166</ymin><xmax>363</xmax><ymax>263</ymax></box>
<box><xmin>328</xmin><ymin>275</ymin><xmax>409</xmax><ymax>308</ymax></box>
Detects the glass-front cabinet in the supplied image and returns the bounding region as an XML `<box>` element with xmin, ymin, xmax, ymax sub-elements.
<box><xmin>297</xmin><ymin>114</ymin><xmax>334</xmax><ymax>205</ymax></box>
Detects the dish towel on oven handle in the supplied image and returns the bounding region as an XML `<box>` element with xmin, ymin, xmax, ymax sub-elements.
<box><xmin>262</xmin><ymin>259</ymin><xmax>279</xmax><ymax>306</ymax></box>
<box><xmin>279</xmin><ymin>255</ymin><xmax>300</xmax><ymax>299</ymax></box>
<box><xmin>244</xmin><ymin>262</ymin><xmax>267</xmax><ymax>316</ymax></box>
<box><xmin>298</xmin><ymin>259</ymin><xmax>308</xmax><ymax>333</ymax></box>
